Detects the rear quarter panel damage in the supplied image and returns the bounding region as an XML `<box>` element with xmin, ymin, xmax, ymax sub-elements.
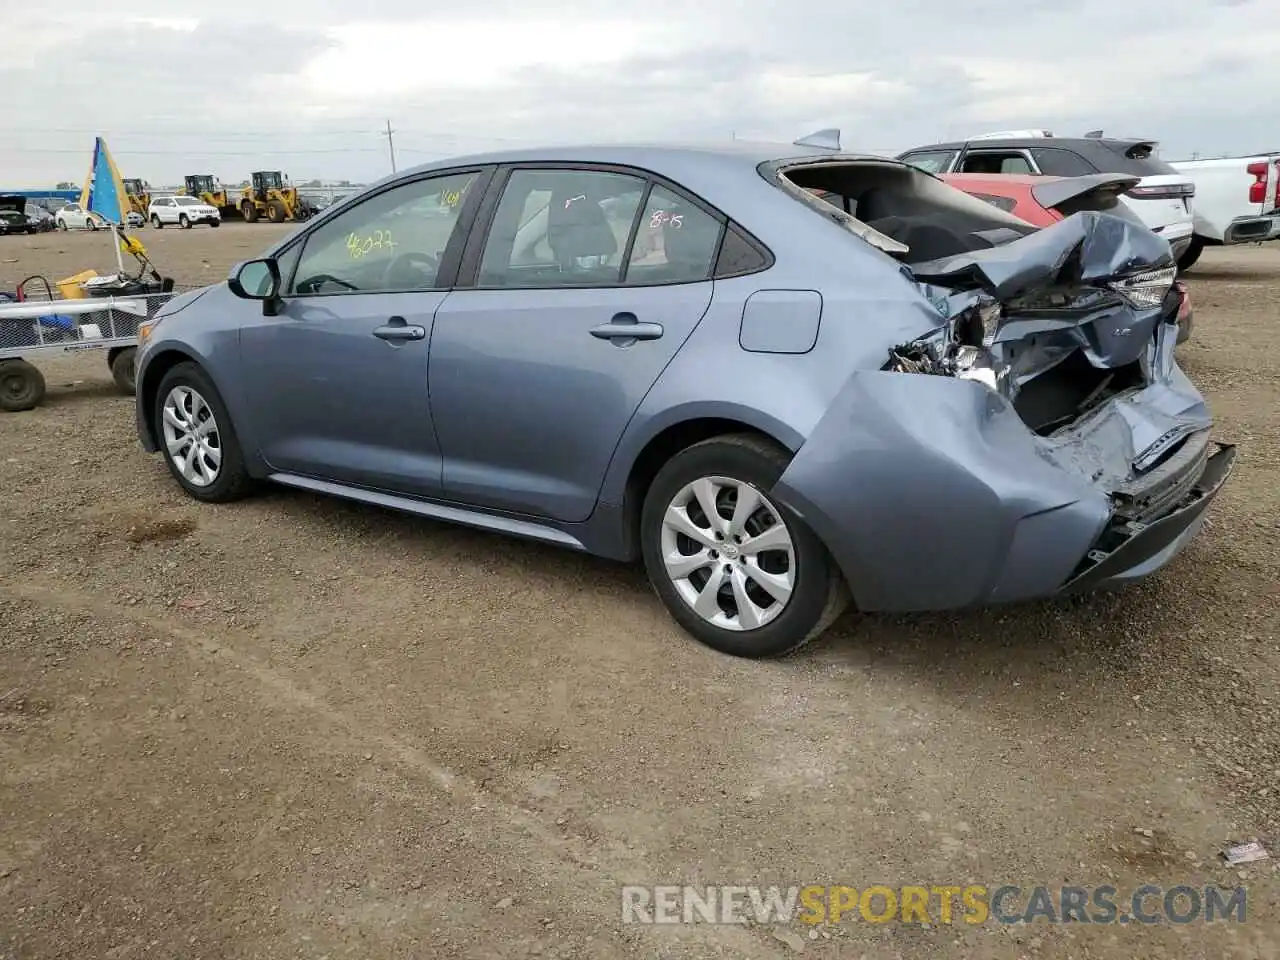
<box><xmin>772</xmin><ymin>372</ymin><xmax>1112</xmax><ymax>613</ymax></box>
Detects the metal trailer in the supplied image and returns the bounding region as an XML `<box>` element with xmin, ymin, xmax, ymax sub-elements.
<box><xmin>0</xmin><ymin>284</ymin><xmax>181</xmax><ymax>412</ymax></box>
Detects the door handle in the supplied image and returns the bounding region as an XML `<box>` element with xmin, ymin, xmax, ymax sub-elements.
<box><xmin>373</xmin><ymin>316</ymin><xmax>426</xmax><ymax>342</ymax></box>
<box><xmin>589</xmin><ymin>312</ymin><xmax>664</xmax><ymax>342</ymax></box>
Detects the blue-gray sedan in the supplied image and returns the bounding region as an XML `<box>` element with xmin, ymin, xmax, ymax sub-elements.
<box><xmin>132</xmin><ymin>137</ymin><xmax>1234</xmax><ymax>658</ymax></box>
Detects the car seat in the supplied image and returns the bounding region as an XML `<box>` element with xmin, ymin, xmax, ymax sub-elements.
<box><xmin>547</xmin><ymin>190</ymin><xmax>618</xmax><ymax>278</ymax></box>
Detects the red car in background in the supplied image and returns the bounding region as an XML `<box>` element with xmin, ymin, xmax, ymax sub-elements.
<box><xmin>942</xmin><ymin>172</ymin><xmax>1194</xmax><ymax>344</ymax></box>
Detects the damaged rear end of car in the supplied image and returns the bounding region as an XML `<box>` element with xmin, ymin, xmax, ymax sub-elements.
<box><xmin>764</xmin><ymin>154</ymin><xmax>1235</xmax><ymax>610</ymax></box>
<box><xmin>890</xmin><ymin>214</ymin><xmax>1233</xmax><ymax>591</ymax></box>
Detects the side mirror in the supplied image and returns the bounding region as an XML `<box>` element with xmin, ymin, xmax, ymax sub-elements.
<box><xmin>228</xmin><ymin>258</ymin><xmax>281</xmax><ymax>301</ymax></box>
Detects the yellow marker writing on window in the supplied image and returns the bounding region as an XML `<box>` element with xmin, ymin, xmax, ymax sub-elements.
<box><xmin>346</xmin><ymin>229</ymin><xmax>398</xmax><ymax>260</ymax></box>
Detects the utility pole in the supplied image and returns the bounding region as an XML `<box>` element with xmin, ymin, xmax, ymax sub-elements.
<box><xmin>384</xmin><ymin>119</ymin><xmax>397</xmax><ymax>173</ymax></box>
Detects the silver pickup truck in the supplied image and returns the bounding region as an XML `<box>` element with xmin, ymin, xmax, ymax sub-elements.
<box><xmin>1169</xmin><ymin>152</ymin><xmax>1280</xmax><ymax>270</ymax></box>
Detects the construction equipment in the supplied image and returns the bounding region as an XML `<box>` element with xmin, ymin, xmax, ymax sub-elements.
<box><xmin>122</xmin><ymin>178</ymin><xmax>151</xmax><ymax>217</ymax></box>
<box><xmin>238</xmin><ymin>171</ymin><xmax>315</xmax><ymax>223</ymax></box>
<box><xmin>183</xmin><ymin>174</ymin><xmax>241</xmax><ymax>220</ymax></box>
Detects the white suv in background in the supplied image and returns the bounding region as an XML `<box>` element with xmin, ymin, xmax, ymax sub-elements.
<box><xmin>898</xmin><ymin>131</ymin><xmax>1196</xmax><ymax>264</ymax></box>
<box><xmin>147</xmin><ymin>195</ymin><xmax>221</xmax><ymax>229</ymax></box>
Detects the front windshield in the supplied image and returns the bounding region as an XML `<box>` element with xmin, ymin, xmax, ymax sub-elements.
<box><xmin>174</xmin><ymin>197</ymin><xmax>199</xmax><ymax>206</ymax></box>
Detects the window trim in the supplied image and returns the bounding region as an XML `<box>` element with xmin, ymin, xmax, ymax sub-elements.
<box><xmin>454</xmin><ymin>161</ymin><xmax>750</xmax><ymax>292</ymax></box>
<box><xmin>275</xmin><ymin>164</ymin><xmax>497</xmax><ymax>299</ymax></box>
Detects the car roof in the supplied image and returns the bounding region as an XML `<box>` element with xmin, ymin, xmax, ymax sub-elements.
<box><xmin>905</xmin><ymin>137</ymin><xmax>1149</xmax><ymax>152</ymax></box>
<box><xmin>390</xmin><ymin>140</ymin><xmax>897</xmax><ymax>180</ymax></box>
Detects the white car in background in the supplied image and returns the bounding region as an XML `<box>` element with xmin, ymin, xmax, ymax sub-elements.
<box><xmin>147</xmin><ymin>195</ymin><xmax>221</xmax><ymax>229</ymax></box>
<box><xmin>54</xmin><ymin>204</ymin><xmax>108</xmax><ymax>231</ymax></box>
<box><xmin>898</xmin><ymin>130</ymin><xmax>1197</xmax><ymax>263</ymax></box>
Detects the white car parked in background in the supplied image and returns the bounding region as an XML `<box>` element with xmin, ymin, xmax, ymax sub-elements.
<box><xmin>54</xmin><ymin>204</ymin><xmax>107</xmax><ymax>231</ymax></box>
<box><xmin>147</xmin><ymin>195</ymin><xmax>221</xmax><ymax>229</ymax></box>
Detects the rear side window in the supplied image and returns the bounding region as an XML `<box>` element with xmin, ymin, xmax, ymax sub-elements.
<box><xmin>1031</xmin><ymin>148</ymin><xmax>1097</xmax><ymax>177</ymax></box>
<box><xmin>959</xmin><ymin>151</ymin><xmax>1034</xmax><ymax>175</ymax></box>
<box><xmin>714</xmin><ymin>224</ymin><xmax>770</xmax><ymax>277</ymax></box>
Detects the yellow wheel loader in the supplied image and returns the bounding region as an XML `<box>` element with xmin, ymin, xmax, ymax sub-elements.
<box><xmin>238</xmin><ymin>171</ymin><xmax>316</xmax><ymax>223</ymax></box>
<box><xmin>182</xmin><ymin>175</ymin><xmax>242</xmax><ymax>220</ymax></box>
<box><xmin>122</xmin><ymin>178</ymin><xmax>151</xmax><ymax>218</ymax></box>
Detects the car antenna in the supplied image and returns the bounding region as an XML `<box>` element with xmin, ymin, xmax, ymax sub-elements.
<box><xmin>793</xmin><ymin>128</ymin><xmax>841</xmax><ymax>150</ymax></box>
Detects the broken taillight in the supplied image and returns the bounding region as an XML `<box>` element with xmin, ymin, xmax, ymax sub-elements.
<box><xmin>1247</xmin><ymin>161</ymin><xmax>1269</xmax><ymax>204</ymax></box>
<box><xmin>1108</xmin><ymin>266</ymin><xmax>1177</xmax><ymax>309</ymax></box>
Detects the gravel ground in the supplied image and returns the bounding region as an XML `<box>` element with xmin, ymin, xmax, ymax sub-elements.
<box><xmin>1</xmin><ymin>225</ymin><xmax>1278</xmax><ymax>959</ymax></box>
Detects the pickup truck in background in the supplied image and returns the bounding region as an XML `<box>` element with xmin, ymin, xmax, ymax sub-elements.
<box><xmin>1168</xmin><ymin>152</ymin><xmax>1280</xmax><ymax>271</ymax></box>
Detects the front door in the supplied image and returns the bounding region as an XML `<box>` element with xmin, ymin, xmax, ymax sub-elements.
<box><xmin>430</xmin><ymin>167</ymin><xmax>724</xmax><ymax>522</ymax></box>
<box><xmin>238</xmin><ymin>168</ymin><xmax>484</xmax><ymax>497</ymax></box>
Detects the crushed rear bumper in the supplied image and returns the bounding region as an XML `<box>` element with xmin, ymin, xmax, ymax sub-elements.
<box><xmin>1060</xmin><ymin>442</ymin><xmax>1235</xmax><ymax>593</ymax></box>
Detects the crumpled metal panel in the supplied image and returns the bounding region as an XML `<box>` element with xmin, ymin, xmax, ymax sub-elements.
<box><xmin>908</xmin><ymin>210</ymin><xmax>1174</xmax><ymax>300</ymax></box>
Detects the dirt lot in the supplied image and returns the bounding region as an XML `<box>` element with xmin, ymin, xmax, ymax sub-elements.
<box><xmin>1</xmin><ymin>224</ymin><xmax>1278</xmax><ymax>959</ymax></box>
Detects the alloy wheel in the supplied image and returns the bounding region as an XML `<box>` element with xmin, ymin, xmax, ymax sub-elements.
<box><xmin>660</xmin><ymin>475</ymin><xmax>796</xmax><ymax>631</ymax></box>
<box><xmin>161</xmin><ymin>385</ymin><xmax>222</xmax><ymax>487</ymax></box>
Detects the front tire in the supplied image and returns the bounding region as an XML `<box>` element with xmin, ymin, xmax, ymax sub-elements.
<box><xmin>640</xmin><ymin>434</ymin><xmax>848</xmax><ymax>658</ymax></box>
<box><xmin>154</xmin><ymin>362</ymin><xmax>254</xmax><ymax>503</ymax></box>
<box><xmin>1177</xmin><ymin>237</ymin><xmax>1204</xmax><ymax>273</ymax></box>
<box><xmin>179</xmin><ymin>214</ymin><xmax>191</xmax><ymax>229</ymax></box>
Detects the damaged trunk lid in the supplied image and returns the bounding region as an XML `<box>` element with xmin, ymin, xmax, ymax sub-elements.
<box><xmin>894</xmin><ymin>210</ymin><xmax>1216</xmax><ymax>522</ymax></box>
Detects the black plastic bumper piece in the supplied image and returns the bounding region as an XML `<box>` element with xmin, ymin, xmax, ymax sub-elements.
<box><xmin>1061</xmin><ymin>442</ymin><xmax>1235</xmax><ymax>593</ymax></box>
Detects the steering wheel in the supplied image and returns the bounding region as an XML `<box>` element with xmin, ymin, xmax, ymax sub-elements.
<box><xmin>382</xmin><ymin>251</ymin><xmax>439</xmax><ymax>289</ymax></box>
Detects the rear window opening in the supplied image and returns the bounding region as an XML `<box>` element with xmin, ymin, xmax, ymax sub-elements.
<box><xmin>773</xmin><ymin>160</ymin><xmax>1038</xmax><ymax>264</ymax></box>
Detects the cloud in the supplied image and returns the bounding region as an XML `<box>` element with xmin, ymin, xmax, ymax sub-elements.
<box><xmin>1</xmin><ymin>1</ymin><xmax>1275</xmax><ymax>186</ymax></box>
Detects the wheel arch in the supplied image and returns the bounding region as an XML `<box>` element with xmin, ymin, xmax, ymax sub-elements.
<box><xmin>137</xmin><ymin>347</ymin><xmax>201</xmax><ymax>447</ymax></box>
<box><xmin>612</xmin><ymin>410</ymin><xmax>803</xmax><ymax>562</ymax></box>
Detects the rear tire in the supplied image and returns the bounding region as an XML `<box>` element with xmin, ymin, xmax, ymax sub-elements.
<box><xmin>109</xmin><ymin>347</ymin><xmax>137</xmax><ymax>394</ymax></box>
<box><xmin>1177</xmin><ymin>237</ymin><xmax>1204</xmax><ymax>273</ymax></box>
<box><xmin>639</xmin><ymin>433</ymin><xmax>849</xmax><ymax>658</ymax></box>
<box><xmin>151</xmin><ymin>215</ymin><xmax>163</xmax><ymax>229</ymax></box>
<box><xmin>154</xmin><ymin>362</ymin><xmax>255</xmax><ymax>503</ymax></box>
<box><xmin>242</xmin><ymin>201</ymin><xmax>259</xmax><ymax>223</ymax></box>
<box><xmin>0</xmin><ymin>359</ymin><xmax>46</xmax><ymax>412</ymax></box>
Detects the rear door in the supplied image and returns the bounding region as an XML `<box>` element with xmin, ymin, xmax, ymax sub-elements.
<box><xmin>429</xmin><ymin>165</ymin><xmax>723</xmax><ymax>522</ymax></box>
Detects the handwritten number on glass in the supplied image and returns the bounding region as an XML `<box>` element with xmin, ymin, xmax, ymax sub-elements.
<box><xmin>648</xmin><ymin>210</ymin><xmax>683</xmax><ymax>229</ymax></box>
<box><xmin>346</xmin><ymin>229</ymin><xmax>398</xmax><ymax>260</ymax></box>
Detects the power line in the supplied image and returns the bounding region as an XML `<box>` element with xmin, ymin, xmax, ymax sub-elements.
<box><xmin>384</xmin><ymin>119</ymin><xmax>396</xmax><ymax>174</ymax></box>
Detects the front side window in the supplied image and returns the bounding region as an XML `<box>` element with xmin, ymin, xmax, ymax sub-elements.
<box><xmin>477</xmin><ymin>169</ymin><xmax>646</xmax><ymax>288</ymax></box>
<box><xmin>626</xmin><ymin>184</ymin><xmax>722</xmax><ymax>284</ymax></box>
<box><xmin>289</xmin><ymin>171</ymin><xmax>478</xmax><ymax>295</ymax></box>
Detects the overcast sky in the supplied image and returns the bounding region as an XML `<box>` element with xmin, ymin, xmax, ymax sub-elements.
<box><xmin>1</xmin><ymin>0</ymin><xmax>1271</xmax><ymax>187</ymax></box>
